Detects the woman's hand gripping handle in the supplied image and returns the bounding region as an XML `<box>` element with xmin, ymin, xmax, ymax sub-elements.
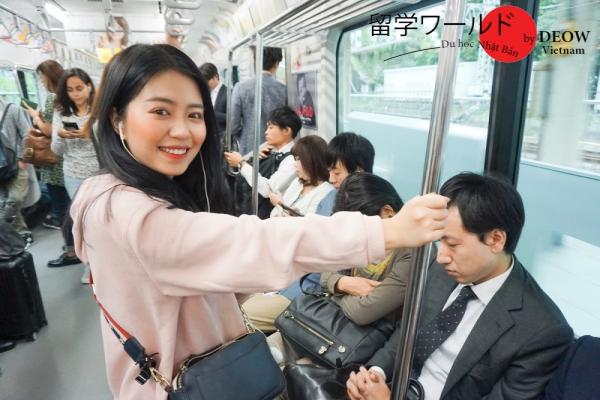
<box><xmin>381</xmin><ymin>193</ymin><xmax>449</xmax><ymax>251</ymax></box>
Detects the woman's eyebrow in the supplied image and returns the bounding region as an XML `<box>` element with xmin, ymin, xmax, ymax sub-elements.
<box><xmin>145</xmin><ymin>97</ymin><xmax>204</xmax><ymax>109</ymax></box>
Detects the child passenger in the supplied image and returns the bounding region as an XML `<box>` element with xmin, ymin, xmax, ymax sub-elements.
<box><xmin>70</xmin><ymin>44</ymin><xmax>448</xmax><ymax>400</ymax></box>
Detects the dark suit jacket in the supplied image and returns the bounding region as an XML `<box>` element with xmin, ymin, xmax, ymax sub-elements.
<box><xmin>369</xmin><ymin>259</ymin><xmax>573</xmax><ymax>399</ymax></box>
<box><xmin>545</xmin><ymin>335</ymin><xmax>600</xmax><ymax>400</ymax></box>
<box><xmin>214</xmin><ymin>84</ymin><xmax>227</xmax><ymax>134</ymax></box>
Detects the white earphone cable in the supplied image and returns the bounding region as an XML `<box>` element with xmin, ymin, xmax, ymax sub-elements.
<box><xmin>200</xmin><ymin>153</ymin><xmax>210</xmax><ymax>213</ymax></box>
<box><xmin>118</xmin><ymin>122</ymin><xmax>142</xmax><ymax>164</ymax></box>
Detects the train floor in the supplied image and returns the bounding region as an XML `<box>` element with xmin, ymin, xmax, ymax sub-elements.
<box><xmin>0</xmin><ymin>227</ymin><xmax>112</xmax><ymax>400</ymax></box>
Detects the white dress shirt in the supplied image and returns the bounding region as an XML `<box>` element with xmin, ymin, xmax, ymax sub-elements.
<box><xmin>210</xmin><ymin>81</ymin><xmax>223</xmax><ymax>106</ymax></box>
<box><xmin>240</xmin><ymin>141</ymin><xmax>296</xmax><ymax>199</ymax></box>
<box><xmin>271</xmin><ymin>179</ymin><xmax>334</xmax><ymax>217</ymax></box>
<box><xmin>371</xmin><ymin>258</ymin><xmax>514</xmax><ymax>400</ymax></box>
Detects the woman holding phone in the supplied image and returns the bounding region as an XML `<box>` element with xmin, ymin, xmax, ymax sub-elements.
<box><xmin>268</xmin><ymin>135</ymin><xmax>333</xmax><ymax>217</ymax></box>
<box><xmin>22</xmin><ymin>60</ymin><xmax>70</xmax><ymax>231</ymax></box>
<box><xmin>69</xmin><ymin>44</ymin><xmax>448</xmax><ymax>400</ymax></box>
<box><xmin>50</xmin><ymin>68</ymin><xmax>99</xmax><ymax>280</ymax></box>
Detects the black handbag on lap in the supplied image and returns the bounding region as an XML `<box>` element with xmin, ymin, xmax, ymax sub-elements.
<box><xmin>284</xmin><ymin>362</ymin><xmax>362</xmax><ymax>400</ymax></box>
<box><xmin>90</xmin><ymin>272</ymin><xmax>285</xmax><ymax>400</ymax></box>
<box><xmin>275</xmin><ymin>275</ymin><xmax>395</xmax><ymax>368</ymax></box>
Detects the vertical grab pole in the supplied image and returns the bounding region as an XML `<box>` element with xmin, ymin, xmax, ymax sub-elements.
<box><xmin>389</xmin><ymin>0</ymin><xmax>467</xmax><ymax>398</ymax></box>
<box><xmin>226</xmin><ymin>50</ymin><xmax>234</xmax><ymax>153</ymax></box>
<box><xmin>251</xmin><ymin>32</ymin><xmax>264</xmax><ymax>215</ymax></box>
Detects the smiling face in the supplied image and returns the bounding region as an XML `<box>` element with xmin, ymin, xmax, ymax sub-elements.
<box><xmin>66</xmin><ymin>76</ymin><xmax>91</xmax><ymax>109</ymax></box>
<box><xmin>109</xmin><ymin>21</ymin><xmax>125</xmax><ymax>42</ymax></box>
<box><xmin>117</xmin><ymin>70</ymin><xmax>206</xmax><ymax>178</ymax></box>
<box><xmin>437</xmin><ymin>207</ymin><xmax>510</xmax><ymax>285</ymax></box>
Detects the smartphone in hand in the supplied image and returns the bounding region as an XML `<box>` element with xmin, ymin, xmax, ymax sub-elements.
<box><xmin>21</xmin><ymin>98</ymin><xmax>38</xmax><ymax>110</ymax></box>
<box><xmin>280</xmin><ymin>204</ymin><xmax>304</xmax><ymax>217</ymax></box>
<box><xmin>62</xmin><ymin>121</ymin><xmax>80</xmax><ymax>131</ymax></box>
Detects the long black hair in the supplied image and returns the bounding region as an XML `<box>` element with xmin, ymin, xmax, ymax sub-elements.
<box><xmin>91</xmin><ymin>44</ymin><xmax>232</xmax><ymax>215</ymax></box>
<box><xmin>54</xmin><ymin>68</ymin><xmax>95</xmax><ymax>117</ymax></box>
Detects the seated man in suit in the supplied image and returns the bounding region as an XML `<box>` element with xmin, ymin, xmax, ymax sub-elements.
<box><xmin>199</xmin><ymin>62</ymin><xmax>227</xmax><ymax>134</ymax></box>
<box><xmin>347</xmin><ymin>172</ymin><xmax>573</xmax><ymax>400</ymax></box>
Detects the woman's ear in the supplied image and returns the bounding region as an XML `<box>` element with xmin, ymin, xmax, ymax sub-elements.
<box><xmin>379</xmin><ymin>205</ymin><xmax>395</xmax><ymax>219</ymax></box>
<box><xmin>109</xmin><ymin>108</ymin><xmax>120</xmax><ymax>134</ymax></box>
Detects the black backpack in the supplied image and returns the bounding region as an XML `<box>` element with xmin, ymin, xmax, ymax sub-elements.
<box><xmin>0</xmin><ymin>103</ymin><xmax>19</xmax><ymax>183</ymax></box>
<box><xmin>234</xmin><ymin>152</ymin><xmax>290</xmax><ymax>219</ymax></box>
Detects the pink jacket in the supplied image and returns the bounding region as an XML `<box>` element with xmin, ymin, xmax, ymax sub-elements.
<box><xmin>71</xmin><ymin>174</ymin><xmax>385</xmax><ymax>400</ymax></box>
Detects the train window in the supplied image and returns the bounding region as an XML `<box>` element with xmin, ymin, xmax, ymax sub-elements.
<box><xmin>23</xmin><ymin>70</ymin><xmax>44</xmax><ymax>107</ymax></box>
<box><xmin>0</xmin><ymin>69</ymin><xmax>21</xmax><ymax>105</ymax></box>
<box><xmin>337</xmin><ymin>0</ymin><xmax>496</xmax><ymax>200</ymax></box>
<box><xmin>516</xmin><ymin>0</ymin><xmax>600</xmax><ymax>337</ymax></box>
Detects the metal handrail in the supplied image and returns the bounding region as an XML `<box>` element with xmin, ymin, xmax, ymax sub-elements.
<box><xmin>251</xmin><ymin>32</ymin><xmax>264</xmax><ymax>215</ymax></box>
<box><xmin>389</xmin><ymin>0</ymin><xmax>467</xmax><ymax>398</ymax></box>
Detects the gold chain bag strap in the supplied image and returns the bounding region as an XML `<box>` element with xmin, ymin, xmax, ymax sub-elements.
<box><xmin>89</xmin><ymin>271</ymin><xmax>286</xmax><ymax>399</ymax></box>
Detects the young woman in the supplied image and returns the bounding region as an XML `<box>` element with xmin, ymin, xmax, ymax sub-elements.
<box><xmin>70</xmin><ymin>44</ymin><xmax>448</xmax><ymax>400</ymax></box>
<box><xmin>268</xmin><ymin>135</ymin><xmax>333</xmax><ymax>217</ymax></box>
<box><xmin>322</xmin><ymin>172</ymin><xmax>421</xmax><ymax>325</ymax></box>
<box><xmin>49</xmin><ymin>68</ymin><xmax>99</xmax><ymax>280</ymax></box>
<box><xmin>98</xmin><ymin>16</ymin><xmax>129</xmax><ymax>50</ymax></box>
<box><xmin>22</xmin><ymin>60</ymin><xmax>69</xmax><ymax>230</ymax></box>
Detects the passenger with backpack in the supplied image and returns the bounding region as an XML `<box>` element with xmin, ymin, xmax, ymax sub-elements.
<box><xmin>0</xmin><ymin>98</ymin><xmax>34</xmax><ymax>248</ymax></box>
<box><xmin>224</xmin><ymin>106</ymin><xmax>301</xmax><ymax>219</ymax></box>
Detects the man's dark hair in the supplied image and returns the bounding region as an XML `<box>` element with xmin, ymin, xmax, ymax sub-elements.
<box><xmin>267</xmin><ymin>106</ymin><xmax>302</xmax><ymax>139</ymax></box>
<box><xmin>440</xmin><ymin>172</ymin><xmax>525</xmax><ymax>254</ymax></box>
<box><xmin>199</xmin><ymin>63</ymin><xmax>219</xmax><ymax>82</ymax></box>
<box><xmin>263</xmin><ymin>47</ymin><xmax>283</xmax><ymax>71</ymax></box>
<box><xmin>326</xmin><ymin>132</ymin><xmax>375</xmax><ymax>173</ymax></box>
<box><xmin>333</xmin><ymin>173</ymin><xmax>403</xmax><ymax>216</ymax></box>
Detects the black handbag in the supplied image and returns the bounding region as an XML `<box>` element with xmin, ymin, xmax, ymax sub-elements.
<box><xmin>284</xmin><ymin>362</ymin><xmax>362</xmax><ymax>400</ymax></box>
<box><xmin>90</xmin><ymin>272</ymin><xmax>286</xmax><ymax>400</ymax></box>
<box><xmin>274</xmin><ymin>275</ymin><xmax>396</xmax><ymax>368</ymax></box>
<box><xmin>283</xmin><ymin>360</ymin><xmax>424</xmax><ymax>400</ymax></box>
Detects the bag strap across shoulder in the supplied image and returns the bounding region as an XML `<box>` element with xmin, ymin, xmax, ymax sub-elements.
<box><xmin>89</xmin><ymin>271</ymin><xmax>174</xmax><ymax>392</ymax></box>
<box><xmin>0</xmin><ymin>103</ymin><xmax>14</xmax><ymax>146</ymax></box>
<box><xmin>89</xmin><ymin>270</ymin><xmax>256</xmax><ymax>393</ymax></box>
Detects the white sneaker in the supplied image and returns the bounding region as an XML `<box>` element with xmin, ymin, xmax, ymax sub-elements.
<box><xmin>81</xmin><ymin>265</ymin><xmax>90</xmax><ymax>285</ymax></box>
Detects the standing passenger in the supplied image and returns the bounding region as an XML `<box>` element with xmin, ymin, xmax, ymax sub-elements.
<box><xmin>0</xmin><ymin>98</ymin><xmax>32</xmax><ymax>247</ymax></box>
<box><xmin>69</xmin><ymin>44</ymin><xmax>449</xmax><ymax>400</ymax></box>
<box><xmin>49</xmin><ymin>68</ymin><xmax>99</xmax><ymax>285</ymax></box>
<box><xmin>230</xmin><ymin>47</ymin><xmax>286</xmax><ymax>155</ymax></box>
<box><xmin>22</xmin><ymin>60</ymin><xmax>70</xmax><ymax>230</ymax></box>
<box><xmin>199</xmin><ymin>63</ymin><xmax>227</xmax><ymax>134</ymax></box>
